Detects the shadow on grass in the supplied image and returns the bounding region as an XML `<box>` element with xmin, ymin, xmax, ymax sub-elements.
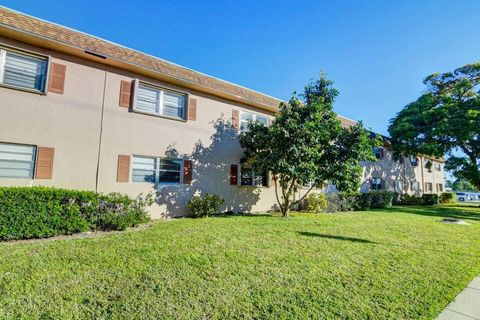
<box><xmin>384</xmin><ymin>205</ymin><xmax>480</xmax><ymax>222</ymax></box>
<box><xmin>297</xmin><ymin>231</ymin><xmax>377</xmax><ymax>244</ymax></box>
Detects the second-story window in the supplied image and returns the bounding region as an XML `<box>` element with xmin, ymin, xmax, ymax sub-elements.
<box><xmin>240</xmin><ymin>111</ymin><xmax>269</xmax><ymax>132</ymax></box>
<box><xmin>373</xmin><ymin>147</ymin><xmax>384</xmax><ymax>159</ymax></box>
<box><xmin>435</xmin><ymin>163</ymin><xmax>442</xmax><ymax>171</ymax></box>
<box><xmin>135</xmin><ymin>83</ymin><xmax>186</xmax><ymax>120</ymax></box>
<box><xmin>410</xmin><ymin>156</ymin><xmax>419</xmax><ymax>167</ymax></box>
<box><xmin>0</xmin><ymin>48</ymin><xmax>48</xmax><ymax>92</ymax></box>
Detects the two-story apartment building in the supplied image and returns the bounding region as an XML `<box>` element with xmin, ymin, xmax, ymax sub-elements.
<box><xmin>0</xmin><ymin>7</ymin><xmax>444</xmax><ymax>218</ymax></box>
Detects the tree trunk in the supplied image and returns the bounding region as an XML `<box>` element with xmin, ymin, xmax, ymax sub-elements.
<box><xmin>281</xmin><ymin>207</ymin><xmax>289</xmax><ymax>217</ymax></box>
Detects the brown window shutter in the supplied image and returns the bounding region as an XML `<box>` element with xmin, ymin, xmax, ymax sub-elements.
<box><xmin>48</xmin><ymin>63</ymin><xmax>66</xmax><ymax>94</ymax></box>
<box><xmin>188</xmin><ymin>98</ymin><xmax>197</xmax><ymax>121</ymax></box>
<box><xmin>232</xmin><ymin>109</ymin><xmax>239</xmax><ymax>130</ymax></box>
<box><xmin>183</xmin><ymin>160</ymin><xmax>193</xmax><ymax>184</ymax></box>
<box><xmin>119</xmin><ymin>80</ymin><xmax>133</xmax><ymax>108</ymax></box>
<box><xmin>35</xmin><ymin>147</ymin><xmax>55</xmax><ymax>179</ymax></box>
<box><xmin>230</xmin><ymin>164</ymin><xmax>238</xmax><ymax>185</ymax></box>
<box><xmin>117</xmin><ymin>155</ymin><xmax>130</xmax><ymax>182</ymax></box>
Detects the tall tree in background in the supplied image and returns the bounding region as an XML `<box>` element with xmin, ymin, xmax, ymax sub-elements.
<box><xmin>389</xmin><ymin>63</ymin><xmax>480</xmax><ymax>190</ymax></box>
<box><xmin>240</xmin><ymin>74</ymin><xmax>378</xmax><ymax>217</ymax></box>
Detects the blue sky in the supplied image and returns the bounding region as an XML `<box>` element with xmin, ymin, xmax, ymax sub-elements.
<box><xmin>3</xmin><ymin>0</ymin><xmax>480</xmax><ymax>135</ymax></box>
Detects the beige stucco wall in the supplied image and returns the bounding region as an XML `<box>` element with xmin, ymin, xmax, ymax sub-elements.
<box><xmin>361</xmin><ymin>149</ymin><xmax>445</xmax><ymax>195</ymax></box>
<box><xmin>0</xmin><ymin>36</ymin><xmax>104</xmax><ymax>190</ymax></box>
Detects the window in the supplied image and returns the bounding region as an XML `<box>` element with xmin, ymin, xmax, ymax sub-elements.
<box><xmin>395</xmin><ymin>180</ymin><xmax>404</xmax><ymax>192</ymax></box>
<box><xmin>132</xmin><ymin>155</ymin><xmax>183</xmax><ymax>184</ymax></box>
<box><xmin>134</xmin><ymin>83</ymin><xmax>186</xmax><ymax>120</ymax></box>
<box><xmin>435</xmin><ymin>163</ymin><xmax>442</xmax><ymax>171</ymax></box>
<box><xmin>371</xmin><ymin>177</ymin><xmax>382</xmax><ymax>190</ymax></box>
<box><xmin>373</xmin><ymin>147</ymin><xmax>384</xmax><ymax>159</ymax></box>
<box><xmin>411</xmin><ymin>181</ymin><xmax>420</xmax><ymax>191</ymax></box>
<box><xmin>0</xmin><ymin>142</ymin><xmax>36</xmax><ymax>179</ymax></box>
<box><xmin>425</xmin><ymin>182</ymin><xmax>433</xmax><ymax>192</ymax></box>
<box><xmin>0</xmin><ymin>48</ymin><xmax>47</xmax><ymax>92</ymax></box>
<box><xmin>436</xmin><ymin>183</ymin><xmax>443</xmax><ymax>192</ymax></box>
<box><xmin>241</xmin><ymin>165</ymin><xmax>267</xmax><ymax>187</ymax></box>
<box><xmin>240</xmin><ymin>111</ymin><xmax>269</xmax><ymax>131</ymax></box>
<box><xmin>410</xmin><ymin>156</ymin><xmax>419</xmax><ymax>167</ymax></box>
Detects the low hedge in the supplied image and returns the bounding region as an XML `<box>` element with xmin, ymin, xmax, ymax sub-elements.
<box><xmin>306</xmin><ymin>191</ymin><xmax>393</xmax><ymax>213</ymax></box>
<box><xmin>0</xmin><ymin>187</ymin><xmax>153</xmax><ymax>240</ymax></box>
<box><xmin>394</xmin><ymin>193</ymin><xmax>440</xmax><ymax>206</ymax></box>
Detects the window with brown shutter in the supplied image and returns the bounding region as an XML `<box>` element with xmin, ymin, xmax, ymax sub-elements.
<box><xmin>188</xmin><ymin>98</ymin><xmax>197</xmax><ymax>121</ymax></box>
<box><xmin>232</xmin><ymin>110</ymin><xmax>239</xmax><ymax>130</ymax></box>
<box><xmin>35</xmin><ymin>147</ymin><xmax>55</xmax><ymax>179</ymax></box>
<box><xmin>119</xmin><ymin>80</ymin><xmax>133</xmax><ymax>108</ymax></box>
<box><xmin>117</xmin><ymin>155</ymin><xmax>130</xmax><ymax>182</ymax></box>
<box><xmin>48</xmin><ymin>62</ymin><xmax>66</xmax><ymax>94</ymax></box>
<box><xmin>183</xmin><ymin>160</ymin><xmax>193</xmax><ymax>184</ymax></box>
<box><xmin>230</xmin><ymin>164</ymin><xmax>238</xmax><ymax>185</ymax></box>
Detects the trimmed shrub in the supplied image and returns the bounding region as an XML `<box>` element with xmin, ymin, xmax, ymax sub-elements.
<box><xmin>0</xmin><ymin>187</ymin><xmax>152</xmax><ymax>240</ymax></box>
<box><xmin>399</xmin><ymin>194</ymin><xmax>423</xmax><ymax>205</ymax></box>
<box><xmin>368</xmin><ymin>191</ymin><xmax>394</xmax><ymax>209</ymax></box>
<box><xmin>324</xmin><ymin>192</ymin><xmax>362</xmax><ymax>212</ymax></box>
<box><xmin>187</xmin><ymin>193</ymin><xmax>225</xmax><ymax>218</ymax></box>
<box><xmin>306</xmin><ymin>193</ymin><xmax>328</xmax><ymax>213</ymax></box>
<box><xmin>439</xmin><ymin>192</ymin><xmax>456</xmax><ymax>204</ymax></box>
<box><xmin>421</xmin><ymin>194</ymin><xmax>439</xmax><ymax>206</ymax></box>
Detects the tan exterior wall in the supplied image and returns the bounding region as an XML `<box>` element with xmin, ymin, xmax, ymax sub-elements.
<box><xmin>0</xmin><ymin>37</ymin><xmax>445</xmax><ymax>219</ymax></box>
<box><xmin>0</xmin><ymin>36</ymin><xmax>104</xmax><ymax>190</ymax></box>
<box><xmin>361</xmin><ymin>148</ymin><xmax>445</xmax><ymax>195</ymax></box>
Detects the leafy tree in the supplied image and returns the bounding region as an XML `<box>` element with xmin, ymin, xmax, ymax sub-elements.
<box><xmin>389</xmin><ymin>63</ymin><xmax>480</xmax><ymax>190</ymax></box>
<box><xmin>240</xmin><ymin>74</ymin><xmax>379</xmax><ymax>217</ymax></box>
<box><xmin>452</xmin><ymin>178</ymin><xmax>478</xmax><ymax>192</ymax></box>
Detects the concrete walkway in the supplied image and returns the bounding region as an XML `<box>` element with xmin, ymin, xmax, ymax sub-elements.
<box><xmin>437</xmin><ymin>275</ymin><xmax>480</xmax><ymax>319</ymax></box>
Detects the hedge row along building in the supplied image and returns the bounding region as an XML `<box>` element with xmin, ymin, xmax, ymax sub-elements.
<box><xmin>0</xmin><ymin>7</ymin><xmax>445</xmax><ymax>217</ymax></box>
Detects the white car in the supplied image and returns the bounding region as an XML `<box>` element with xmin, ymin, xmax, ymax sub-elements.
<box><xmin>456</xmin><ymin>192</ymin><xmax>470</xmax><ymax>202</ymax></box>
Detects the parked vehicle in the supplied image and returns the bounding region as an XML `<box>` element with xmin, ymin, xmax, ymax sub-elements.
<box><xmin>456</xmin><ymin>192</ymin><xmax>470</xmax><ymax>202</ymax></box>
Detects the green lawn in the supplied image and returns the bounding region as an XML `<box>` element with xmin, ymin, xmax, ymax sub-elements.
<box><xmin>1</xmin><ymin>206</ymin><xmax>480</xmax><ymax>319</ymax></box>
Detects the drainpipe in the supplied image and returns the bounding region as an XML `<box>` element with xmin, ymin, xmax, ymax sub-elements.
<box><xmin>94</xmin><ymin>64</ymin><xmax>108</xmax><ymax>192</ymax></box>
<box><xmin>420</xmin><ymin>156</ymin><xmax>425</xmax><ymax>195</ymax></box>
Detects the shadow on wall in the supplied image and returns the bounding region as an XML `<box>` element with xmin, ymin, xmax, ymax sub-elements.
<box><xmin>361</xmin><ymin>154</ymin><xmax>418</xmax><ymax>195</ymax></box>
<box><xmin>155</xmin><ymin>118</ymin><xmax>261</xmax><ymax>216</ymax></box>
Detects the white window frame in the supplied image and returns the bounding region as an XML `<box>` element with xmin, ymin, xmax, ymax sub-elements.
<box><xmin>395</xmin><ymin>180</ymin><xmax>404</xmax><ymax>192</ymax></box>
<box><xmin>436</xmin><ymin>183</ymin><xmax>444</xmax><ymax>192</ymax></box>
<box><xmin>133</xmin><ymin>80</ymin><xmax>187</xmax><ymax>121</ymax></box>
<box><xmin>435</xmin><ymin>163</ymin><xmax>442</xmax><ymax>171</ymax></box>
<box><xmin>0</xmin><ymin>141</ymin><xmax>37</xmax><ymax>179</ymax></box>
<box><xmin>410</xmin><ymin>156</ymin><xmax>419</xmax><ymax>167</ymax></box>
<box><xmin>239</xmin><ymin>111</ymin><xmax>269</xmax><ymax>132</ymax></box>
<box><xmin>131</xmin><ymin>155</ymin><xmax>184</xmax><ymax>185</ymax></box>
<box><xmin>371</xmin><ymin>177</ymin><xmax>382</xmax><ymax>190</ymax></box>
<box><xmin>411</xmin><ymin>181</ymin><xmax>420</xmax><ymax>192</ymax></box>
<box><xmin>373</xmin><ymin>147</ymin><xmax>384</xmax><ymax>159</ymax></box>
<box><xmin>0</xmin><ymin>46</ymin><xmax>49</xmax><ymax>94</ymax></box>
<box><xmin>240</xmin><ymin>165</ymin><xmax>268</xmax><ymax>187</ymax></box>
<box><xmin>425</xmin><ymin>182</ymin><xmax>433</xmax><ymax>193</ymax></box>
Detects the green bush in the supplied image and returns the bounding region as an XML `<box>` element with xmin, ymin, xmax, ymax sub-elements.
<box><xmin>0</xmin><ymin>187</ymin><xmax>152</xmax><ymax>240</ymax></box>
<box><xmin>187</xmin><ymin>193</ymin><xmax>225</xmax><ymax>218</ymax></box>
<box><xmin>439</xmin><ymin>192</ymin><xmax>456</xmax><ymax>204</ymax></box>
<box><xmin>399</xmin><ymin>194</ymin><xmax>424</xmax><ymax>205</ymax></box>
<box><xmin>324</xmin><ymin>192</ymin><xmax>363</xmax><ymax>212</ymax></box>
<box><xmin>421</xmin><ymin>194</ymin><xmax>439</xmax><ymax>205</ymax></box>
<box><xmin>306</xmin><ymin>193</ymin><xmax>328</xmax><ymax>213</ymax></box>
<box><xmin>367</xmin><ymin>191</ymin><xmax>394</xmax><ymax>209</ymax></box>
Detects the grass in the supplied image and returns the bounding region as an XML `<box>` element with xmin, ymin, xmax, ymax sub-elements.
<box><xmin>0</xmin><ymin>205</ymin><xmax>480</xmax><ymax>319</ymax></box>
